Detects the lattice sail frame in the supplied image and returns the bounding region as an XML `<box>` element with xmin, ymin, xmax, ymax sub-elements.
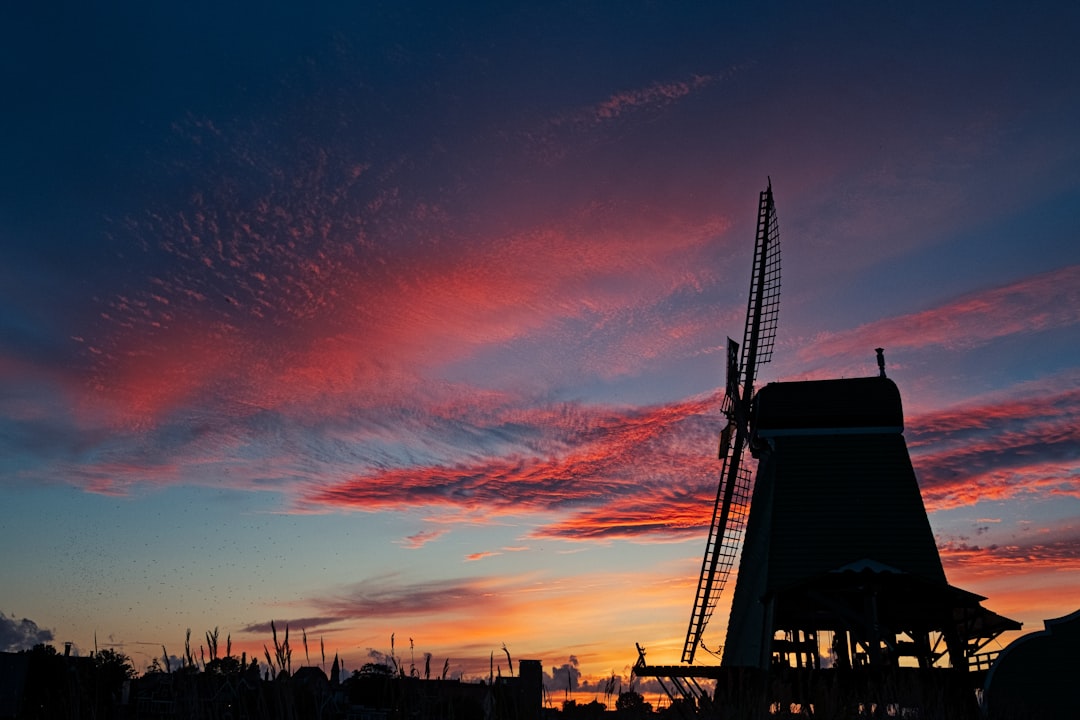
<box><xmin>682</xmin><ymin>182</ymin><xmax>780</xmax><ymax>664</ymax></box>
<box><xmin>743</xmin><ymin>189</ymin><xmax>781</xmax><ymax>372</ymax></box>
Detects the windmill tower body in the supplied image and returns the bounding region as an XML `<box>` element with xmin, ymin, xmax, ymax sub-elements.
<box><xmin>722</xmin><ymin>376</ymin><xmax>966</xmax><ymax>668</ymax></box>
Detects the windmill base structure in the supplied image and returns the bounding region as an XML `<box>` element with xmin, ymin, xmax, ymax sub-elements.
<box><xmin>633</xmin><ymin>183</ymin><xmax>1019</xmax><ymax>718</ymax></box>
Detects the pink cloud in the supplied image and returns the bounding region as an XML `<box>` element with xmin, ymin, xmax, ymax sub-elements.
<box><xmin>593</xmin><ymin>75</ymin><xmax>713</xmax><ymax>120</ymax></box>
<box><xmin>87</xmin><ymin>176</ymin><xmax>730</xmax><ymax>430</ymax></box>
<box><xmin>798</xmin><ymin>265</ymin><xmax>1080</xmax><ymax>365</ymax></box>
<box><xmin>80</xmin><ymin>315</ymin><xmax>254</xmax><ymax>429</ymax></box>
<box><xmin>297</xmin><ymin>394</ymin><xmax>722</xmax><ymax>538</ymax></box>
<box><xmin>906</xmin><ymin>386</ymin><xmax>1080</xmax><ymax>511</ymax></box>
<box><xmin>399</xmin><ymin>529</ymin><xmax>449</xmax><ymax>550</ymax></box>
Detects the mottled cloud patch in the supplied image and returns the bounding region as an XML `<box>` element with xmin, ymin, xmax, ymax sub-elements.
<box><xmin>798</xmin><ymin>264</ymin><xmax>1080</xmax><ymax>365</ymax></box>
<box><xmin>63</xmin><ymin>460</ymin><xmax>187</xmax><ymax>498</ymax></box>
<box><xmin>11</xmin><ymin>79</ymin><xmax>747</xmax><ymax>506</ymax></box>
<box><xmin>84</xmin><ymin>134</ymin><xmax>728</xmax><ymax>430</ymax></box>
<box><xmin>465</xmin><ymin>551</ymin><xmax>500</xmax><ymax>562</ymax></box>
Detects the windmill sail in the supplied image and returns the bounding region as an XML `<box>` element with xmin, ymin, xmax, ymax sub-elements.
<box><xmin>741</xmin><ymin>183</ymin><xmax>781</xmax><ymax>377</ymax></box>
<box><xmin>682</xmin><ymin>181</ymin><xmax>780</xmax><ymax>664</ymax></box>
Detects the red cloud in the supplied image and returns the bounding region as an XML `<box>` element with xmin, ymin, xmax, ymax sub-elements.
<box><xmin>292</xmin><ymin>374</ymin><xmax>1077</xmax><ymax>544</ymax></box>
<box><xmin>297</xmin><ymin>394</ymin><xmax>722</xmax><ymax>537</ymax></box>
<box><xmin>530</xmin><ymin>488</ymin><xmax>714</xmax><ymax>543</ymax></box>
<box><xmin>81</xmin><ymin>314</ymin><xmax>254</xmax><ymax>428</ymax></box>
<box><xmin>87</xmin><ymin>170</ymin><xmax>729</xmax><ymax>429</ymax></box>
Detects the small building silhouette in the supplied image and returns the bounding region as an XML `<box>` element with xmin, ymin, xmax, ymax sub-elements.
<box><xmin>984</xmin><ymin>609</ymin><xmax>1080</xmax><ymax>720</ymax></box>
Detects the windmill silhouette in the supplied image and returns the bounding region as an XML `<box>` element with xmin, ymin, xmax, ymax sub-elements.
<box><xmin>634</xmin><ymin>181</ymin><xmax>1020</xmax><ymax>717</ymax></box>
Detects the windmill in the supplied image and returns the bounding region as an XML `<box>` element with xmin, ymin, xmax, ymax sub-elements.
<box><xmin>682</xmin><ymin>179</ymin><xmax>780</xmax><ymax>664</ymax></box>
<box><xmin>633</xmin><ymin>180</ymin><xmax>1020</xmax><ymax>718</ymax></box>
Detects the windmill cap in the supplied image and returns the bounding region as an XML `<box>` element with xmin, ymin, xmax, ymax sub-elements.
<box><xmin>754</xmin><ymin>376</ymin><xmax>904</xmax><ymax>436</ymax></box>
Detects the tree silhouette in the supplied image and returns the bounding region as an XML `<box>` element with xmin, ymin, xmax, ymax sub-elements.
<box><xmin>616</xmin><ymin>690</ymin><xmax>652</xmax><ymax>718</ymax></box>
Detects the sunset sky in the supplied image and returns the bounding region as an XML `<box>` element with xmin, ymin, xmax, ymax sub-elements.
<box><xmin>2</xmin><ymin>1</ymin><xmax>1078</xmax><ymax>697</ymax></box>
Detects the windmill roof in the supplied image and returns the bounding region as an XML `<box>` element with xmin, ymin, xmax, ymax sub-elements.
<box><xmin>754</xmin><ymin>376</ymin><xmax>904</xmax><ymax>435</ymax></box>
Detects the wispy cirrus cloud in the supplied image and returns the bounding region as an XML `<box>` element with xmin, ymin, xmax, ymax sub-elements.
<box><xmin>398</xmin><ymin>529</ymin><xmax>449</xmax><ymax>550</ymax></box>
<box><xmin>242</xmin><ymin>564</ymin><xmax>694</xmax><ymax>680</ymax></box>
<box><xmin>907</xmin><ymin>385</ymin><xmax>1080</xmax><ymax>511</ymax></box>
<box><xmin>238</xmin><ymin>617</ymin><xmax>342</xmax><ymax>636</ymax></box>
<box><xmin>523</xmin><ymin>70</ymin><xmax>732</xmax><ymax>167</ymax></box>
<box><xmin>297</xmin><ymin>394</ymin><xmax>722</xmax><ymax>540</ymax></box>
<box><xmin>592</xmin><ymin>75</ymin><xmax>713</xmax><ymax>121</ymax></box>
<box><xmin>233</xmin><ymin>575</ymin><xmax>545</xmax><ymax>659</ymax></box>
<box><xmin>939</xmin><ymin>535</ymin><xmax>1080</xmax><ymax>572</ymax></box>
<box><xmin>23</xmin><ymin>360</ymin><xmax>730</xmax><ymax>542</ymax></box>
<box><xmin>530</xmin><ymin>487</ymin><xmax>713</xmax><ymax>543</ymax></box>
<box><xmin>318</xmin><ymin>574</ymin><xmax>521</xmax><ymax>621</ymax></box>
<box><xmin>797</xmin><ymin>264</ymin><xmax>1080</xmax><ymax>366</ymax></box>
<box><xmin>936</xmin><ymin>525</ymin><xmax>1080</xmax><ymax>624</ymax></box>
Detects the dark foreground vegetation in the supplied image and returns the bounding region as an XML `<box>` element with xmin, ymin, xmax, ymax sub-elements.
<box><xmin>1</xmin><ymin>638</ymin><xmax>547</xmax><ymax>720</ymax></box>
<box><xmin>1</xmin><ymin>638</ymin><xmax>1045</xmax><ymax>719</ymax></box>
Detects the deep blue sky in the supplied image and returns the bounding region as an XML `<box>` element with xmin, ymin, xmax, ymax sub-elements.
<box><xmin>2</xmin><ymin>1</ymin><xmax>1078</xmax><ymax>687</ymax></box>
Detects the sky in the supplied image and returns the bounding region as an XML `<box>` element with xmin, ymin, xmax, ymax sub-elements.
<box><xmin>1</xmin><ymin>0</ymin><xmax>1078</xmax><ymax>698</ymax></box>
